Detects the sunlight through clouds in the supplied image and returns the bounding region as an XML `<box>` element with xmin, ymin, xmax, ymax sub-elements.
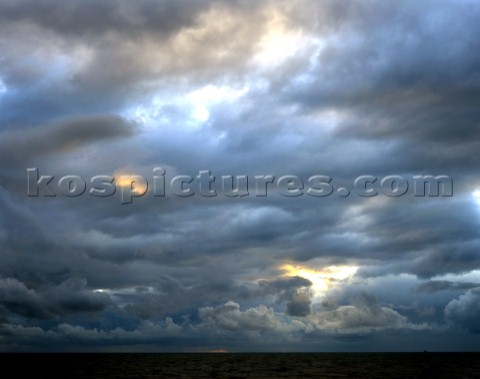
<box><xmin>281</xmin><ymin>264</ymin><xmax>358</xmax><ymax>299</ymax></box>
<box><xmin>252</xmin><ymin>9</ymin><xmax>311</xmax><ymax>69</ymax></box>
<box><xmin>473</xmin><ymin>190</ymin><xmax>480</xmax><ymax>207</ymax></box>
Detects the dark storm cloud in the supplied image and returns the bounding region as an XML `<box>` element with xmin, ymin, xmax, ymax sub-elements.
<box><xmin>283</xmin><ymin>0</ymin><xmax>480</xmax><ymax>117</ymax></box>
<box><xmin>0</xmin><ymin>276</ymin><xmax>111</xmax><ymax>321</ymax></box>
<box><xmin>259</xmin><ymin>276</ymin><xmax>312</xmax><ymax>317</ymax></box>
<box><xmin>276</xmin><ymin>0</ymin><xmax>480</xmax><ymax>176</ymax></box>
<box><xmin>46</xmin><ymin>278</ymin><xmax>112</xmax><ymax>315</ymax></box>
<box><xmin>0</xmin><ymin>115</ymin><xmax>134</xmax><ymax>169</ymax></box>
<box><xmin>415</xmin><ymin>281</ymin><xmax>479</xmax><ymax>294</ymax></box>
<box><xmin>0</xmin><ymin>277</ymin><xmax>52</xmax><ymax>319</ymax></box>
<box><xmin>347</xmin><ymin>196</ymin><xmax>480</xmax><ymax>279</ymax></box>
<box><xmin>285</xmin><ymin>289</ymin><xmax>312</xmax><ymax>317</ymax></box>
<box><xmin>0</xmin><ymin>190</ymin><xmax>113</xmax><ymax>320</ymax></box>
<box><xmin>259</xmin><ymin>276</ymin><xmax>312</xmax><ymax>293</ymax></box>
<box><xmin>0</xmin><ymin>0</ymin><xmax>212</xmax><ymax>39</ymax></box>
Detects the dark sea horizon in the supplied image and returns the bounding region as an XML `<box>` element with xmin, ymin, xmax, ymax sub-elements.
<box><xmin>1</xmin><ymin>352</ymin><xmax>479</xmax><ymax>378</ymax></box>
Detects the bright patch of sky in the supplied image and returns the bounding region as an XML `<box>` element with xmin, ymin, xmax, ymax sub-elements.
<box><xmin>252</xmin><ymin>11</ymin><xmax>321</xmax><ymax>71</ymax></box>
<box><xmin>0</xmin><ymin>77</ymin><xmax>6</xmax><ymax>95</ymax></box>
<box><xmin>123</xmin><ymin>84</ymin><xmax>249</xmax><ymax>130</ymax></box>
<box><xmin>473</xmin><ymin>190</ymin><xmax>480</xmax><ymax>207</ymax></box>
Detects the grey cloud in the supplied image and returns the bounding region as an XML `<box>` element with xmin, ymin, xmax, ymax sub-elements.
<box><xmin>276</xmin><ymin>0</ymin><xmax>480</xmax><ymax>177</ymax></box>
<box><xmin>0</xmin><ymin>114</ymin><xmax>134</xmax><ymax>169</ymax></box>
<box><xmin>284</xmin><ymin>1</ymin><xmax>480</xmax><ymax>110</ymax></box>
<box><xmin>0</xmin><ymin>277</ymin><xmax>52</xmax><ymax>319</ymax></box>
<box><xmin>198</xmin><ymin>301</ymin><xmax>311</xmax><ymax>339</ymax></box>
<box><xmin>415</xmin><ymin>281</ymin><xmax>480</xmax><ymax>294</ymax></box>
<box><xmin>349</xmin><ymin>197</ymin><xmax>480</xmax><ymax>279</ymax></box>
<box><xmin>0</xmin><ymin>276</ymin><xmax>110</xmax><ymax>320</ymax></box>
<box><xmin>285</xmin><ymin>289</ymin><xmax>312</xmax><ymax>317</ymax></box>
<box><xmin>259</xmin><ymin>276</ymin><xmax>312</xmax><ymax>293</ymax></box>
<box><xmin>121</xmin><ymin>275</ymin><xmax>313</xmax><ymax>321</ymax></box>
<box><xmin>46</xmin><ymin>278</ymin><xmax>112</xmax><ymax>315</ymax></box>
<box><xmin>0</xmin><ymin>0</ymin><xmax>263</xmax><ymax>128</ymax></box>
<box><xmin>445</xmin><ymin>287</ymin><xmax>480</xmax><ymax>333</ymax></box>
<box><xmin>313</xmin><ymin>292</ymin><xmax>424</xmax><ymax>333</ymax></box>
<box><xmin>0</xmin><ymin>317</ymin><xmax>182</xmax><ymax>349</ymax></box>
<box><xmin>0</xmin><ymin>0</ymin><xmax>213</xmax><ymax>39</ymax></box>
<box><xmin>259</xmin><ymin>276</ymin><xmax>313</xmax><ymax>317</ymax></box>
<box><xmin>403</xmin><ymin>244</ymin><xmax>480</xmax><ymax>280</ymax></box>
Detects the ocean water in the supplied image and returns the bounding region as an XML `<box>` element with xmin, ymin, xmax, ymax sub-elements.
<box><xmin>2</xmin><ymin>353</ymin><xmax>479</xmax><ymax>378</ymax></box>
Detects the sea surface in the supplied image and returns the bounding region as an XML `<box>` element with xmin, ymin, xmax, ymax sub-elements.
<box><xmin>1</xmin><ymin>353</ymin><xmax>479</xmax><ymax>378</ymax></box>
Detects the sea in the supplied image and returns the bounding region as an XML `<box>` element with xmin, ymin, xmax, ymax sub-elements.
<box><xmin>1</xmin><ymin>353</ymin><xmax>479</xmax><ymax>378</ymax></box>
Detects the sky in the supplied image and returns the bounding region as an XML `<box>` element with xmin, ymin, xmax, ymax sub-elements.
<box><xmin>0</xmin><ymin>0</ymin><xmax>480</xmax><ymax>352</ymax></box>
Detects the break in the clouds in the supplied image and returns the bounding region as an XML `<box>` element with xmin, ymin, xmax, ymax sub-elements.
<box><xmin>1</xmin><ymin>0</ymin><xmax>480</xmax><ymax>352</ymax></box>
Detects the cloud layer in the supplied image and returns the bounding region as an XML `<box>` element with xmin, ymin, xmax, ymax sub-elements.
<box><xmin>1</xmin><ymin>0</ymin><xmax>479</xmax><ymax>351</ymax></box>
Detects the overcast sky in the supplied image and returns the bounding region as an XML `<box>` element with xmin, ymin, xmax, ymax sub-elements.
<box><xmin>1</xmin><ymin>0</ymin><xmax>480</xmax><ymax>352</ymax></box>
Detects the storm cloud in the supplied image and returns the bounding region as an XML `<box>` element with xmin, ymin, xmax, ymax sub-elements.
<box><xmin>1</xmin><ymin>0</ymin><xmax>479</xmax><ymax>351</ymax></box>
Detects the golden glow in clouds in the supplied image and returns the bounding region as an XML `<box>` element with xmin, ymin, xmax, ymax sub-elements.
<box><xmin>281</xmin><ymin>264</ymin><xmax>358</xmax><ymax>298</ymax></box>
